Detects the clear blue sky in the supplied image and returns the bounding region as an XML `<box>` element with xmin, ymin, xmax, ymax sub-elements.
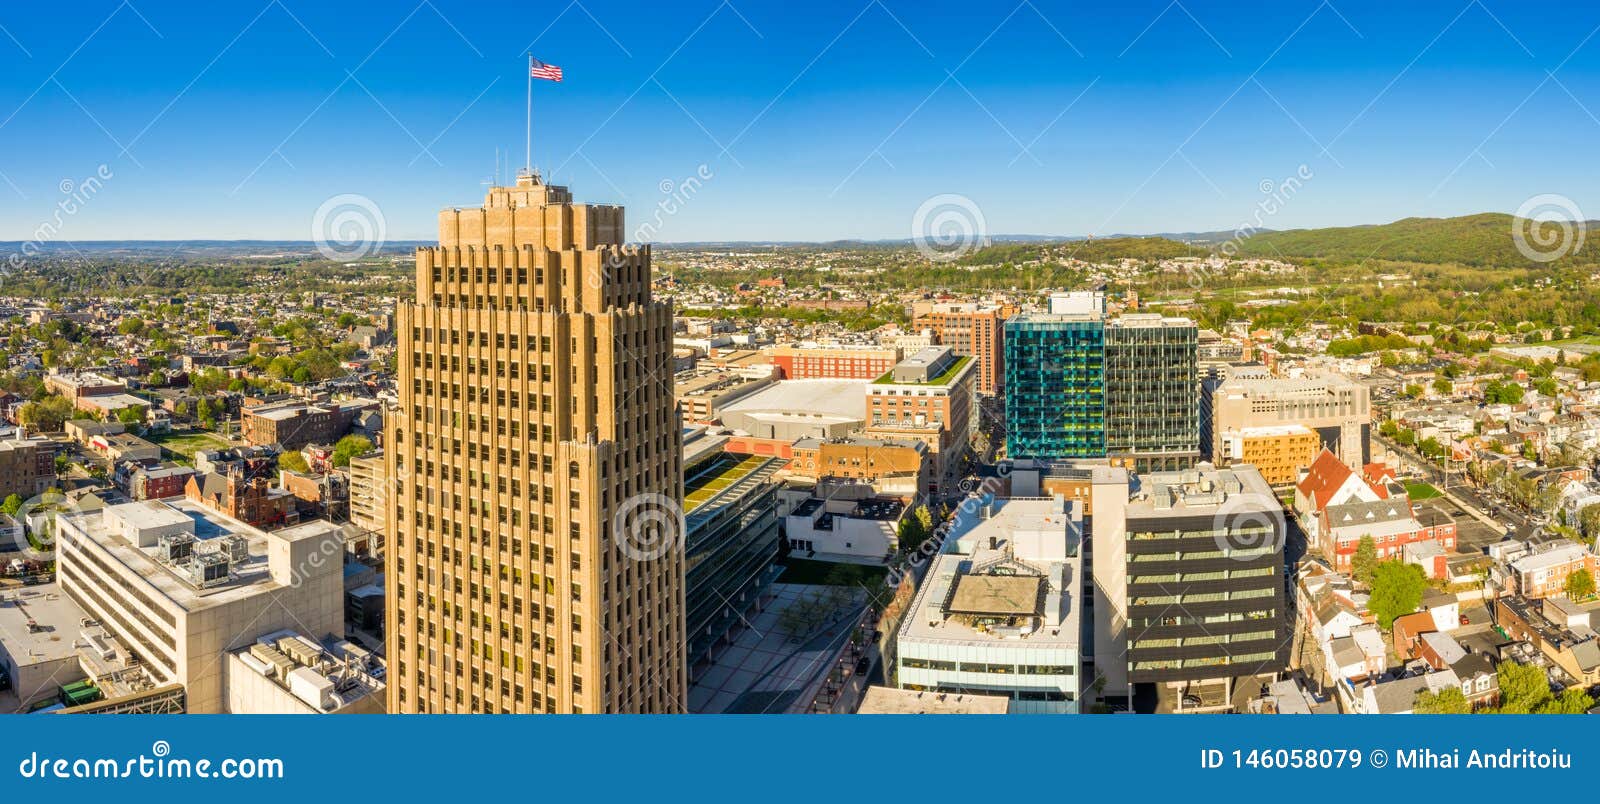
<box><xmin>0</xmin><ymin>0</ymin><xmax>1597</xmax><ymax>242</ymax></box>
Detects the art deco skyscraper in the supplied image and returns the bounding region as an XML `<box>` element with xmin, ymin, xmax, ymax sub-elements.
<box><xmin>386</xmin><ymin>172</ymin><xmax>685</xmax><ymax>714</ymax></box>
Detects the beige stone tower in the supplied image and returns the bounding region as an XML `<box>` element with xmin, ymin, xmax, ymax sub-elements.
<box><xmin>385</xmin><ymin>171</ymin><xmax>685</xmax><ymax>713</ymax></box>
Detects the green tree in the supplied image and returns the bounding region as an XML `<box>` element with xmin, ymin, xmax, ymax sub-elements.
<box><xmin>0</xmin><ymin>494</ymin><xmax>21</xmax><ymax>516</ymax></box>
<box><xmin>1367</xmin><ymin>561</ymin><xmax>1427</xmax><ymax>630</ymax></box>
<box><xmin>17</xmin><ymin>395</ymin><xmax>74</xmax><ymax>433</ymax></box>
<box><xmin>1352</xmin><ymin>536</ymin><xmax>1379</xmax><ymax>586</ymax></box>
<box><xmin>1565</xmin><ymin>568</ymin><xmax>1595</xmax><ymax>601</ymax></box>
<box><xmin>1495</xmin><ymin>661</ymin><xmax>1553</xmax><ymax>714</ymax></box>
<box><xmin>331</xmin><ymin>434</ymin><xmax>373</xmax><ymax>468</ymax></box>
<box><xmin>278</xmin><ymin>450</ymin><xmax>311</xmax><ymax>474</ymax></box>
<box><xmin>116</xmin><ymin>405</ymin><xmax>146</xmax><ymax>427</ymax></box>
<box><xmin>1414</xmin><ymin>687</ymin><xmax>1471</xmax><ymax>714</ymax></box>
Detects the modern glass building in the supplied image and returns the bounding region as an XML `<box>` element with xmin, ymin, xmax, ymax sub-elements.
<box><xmin>1004</xmin><ymin>298</ymin><xmax>1198</xmax><ymax>471</ymax></box>
<box><xmin>1003</xmin><ymin>315</ymin><xmax>1105</xmax><ymax>460</ymax></box>
<box><xmin>1104</xmin><ymin>315</ymin><xmax>1200</xmax><ymax>472</ymax></box>
<box><xmin>682</xmin><ymin>448</ymin><xmax>784</xmax><ymax>681</ymax></box>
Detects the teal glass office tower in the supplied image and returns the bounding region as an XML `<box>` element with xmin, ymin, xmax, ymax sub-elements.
<box><xmin>1004</xmin><ymin>301</ymin><xmax>1198</xmax><ymax>470</ymax></box>
<box><xmin>1004</xmin><ymin>315</ymin><xmax>1106</xmax><ymax>460</ymax></box>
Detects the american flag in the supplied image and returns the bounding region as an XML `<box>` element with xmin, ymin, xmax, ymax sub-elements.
<box><xmin>530</xmin><ymin>58</ymin><xmax>563</xmax><ymax>82</ymax></box>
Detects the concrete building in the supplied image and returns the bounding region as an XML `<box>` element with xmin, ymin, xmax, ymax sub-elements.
<box><xmin>1092</xmin><ymin>464</ymin><xmax>1288</xmax><ymax>710</ymax></box>
<box><xmin>0</xmin><ymin>584</ymin><xmax>89</xmax><ymax>711</ymax></box>
<box><xmin>720</xmin><ymin>379</ymin><xmax>869</xmax><ymax>441</ymax></box>
<box><xmin>784</xmin><ymin>482</ymin><xmax>907</xmax><ymax>561</ymax></box>
<box><xmin>912</xmin><ymin>303</ymin><xmax>1005</xmax><ymax>395</ymax></box>
<box><xmin>55</xmin><ymin>500</ymin><xmax>344</xmax><ymax>713</ymax></box>
<box><xmin>674</xmin><ymin>367</ymin><xmax>777</xmax><ymax>423</ymax></box>
<box><xmin>224</xmin><ymin>631</ymin><xmax>384</xmax><ymax>714</ymax></box>
<box><xmin>896</xmin><ymin>495</ymin><xmax>1083</xmax><ymax>713</ymax></box>
<box><xmin>346</xmin><ymin>451</ymin><xmax>386</xmax><ymax>548</ymax></box>
<box><xmin>1204</xmin><ymin>365</ymin><xmax>1371</xmax><ymax>469</ymax></box>
<box><xmin>387</xmin><ymin>172</ymin><xmax>684</xmax><ymax>714</ymax></box>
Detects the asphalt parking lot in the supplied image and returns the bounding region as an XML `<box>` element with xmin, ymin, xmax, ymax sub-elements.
<box><xmin>1412</xmin><ymin>497</ymin><xmax>1504</xmax><ymax>556</ymax></box>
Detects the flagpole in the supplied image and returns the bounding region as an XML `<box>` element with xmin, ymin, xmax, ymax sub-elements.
<box><xmin>525</xmin><ymin>53</ymin><xmax>533</xmax><ymax>176</ymax></box>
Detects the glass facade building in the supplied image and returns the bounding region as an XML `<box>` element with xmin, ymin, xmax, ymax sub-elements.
<box><xmin>1104</xmin><ymin>315</ymin><xmax>1200</xmax><ymax>472</ymax></box>
<box><xmin>1005</xmin><ymin>311</ymin><xmax>1198</xmax><ymax>469</ymax></box>
<box><xmin>683</xmin><ymin>452</ymin><xmax>784</xmax><ymax>680</ymax></box>
<box><xmin>1003</xmin><ymin>315</ymin><xmax>1105</xmax><ymax>460</ymax></box>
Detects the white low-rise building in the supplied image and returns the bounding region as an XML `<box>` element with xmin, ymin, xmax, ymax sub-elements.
<box><xmin>896</xmin><ymin>495</ymin><xmax>1082</xmax><ymax>713</ymax></box>
<box><xmin>56</xmin><ymin>499</ymin><xmax>345</xmax><ymax>713</ymax></box>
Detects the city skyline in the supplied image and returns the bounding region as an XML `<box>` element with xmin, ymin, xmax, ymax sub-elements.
<box><xmin>0</xmin><ymin>0</ymin><xmax>1597</xmax><ymax>244</ymax></box>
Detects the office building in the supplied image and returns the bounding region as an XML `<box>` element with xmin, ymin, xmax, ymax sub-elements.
<box><xmin>56</xmin><ymin>500</ymin><xmax>344</xmax><ymax>713</ymax></box>
<box><xmin>386</xmin><ymin>172</ymin><xmax>684</xmax><ymax>714</ymax></box>
<box><xmin>682</xmin><ymin>433</ymin><xmax>783</xmax><ymax>680</ymax></box>
<box><xmin>912</xmin><ymin>303</ymin><xmax>1004</xmax><ymax>395</ymax></box>
<box><xmin>1091</xmin><ymin>464</ymin><xmax>1288</xmax><ymax>711</ymax></box>
<box><xmin>1005</xmin><ymin>293</ymin><xmax>1198</xmax><ymax>471</ymax></box>
<box><xmin>1103</xmin><ymin>314</ymin><xmax>1199</xmax><ymax>472</ymax></box>
<box><xmin>896</xmin><ymin>495</ymin><xmax>1083</xmax><ymax>713</ymax></box>
<box><xmin>1203</xmin><ymin>364</ymin><xmax>1371</xmax><ymax>468</ymax></box>
<box><xmin>346</xmin><ymin>451</ymin><xmax>387</xmax><ymax>545</ymax></box>
<box><xmin>864</xmin><ymin>346</ymin><xmax>978</xmax><ymax>493</ymax></box>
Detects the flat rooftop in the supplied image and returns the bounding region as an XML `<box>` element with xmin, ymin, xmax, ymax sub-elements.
<box><xmin>857</xmin><ymin>686</ymin><xmax>1009</xmax><ymax>714</ymax></box>
<box><xmin>59</xmin><ymin>499</ymin><xmax>340</xmax><ymax>612</ymax></box>
<box><xmin>721</xmin><ymin>379</ymin><xmax>868</xmax><ymax>422</ymax></box>
<box><xmin>0</xmin><ymin>583</ymin><xmax>87</xmax><ymax>667</ymax></box>
<box><xmin>684</xmin><ymin>453</ymin><xmax>782</xmax><ymax>516</ymax></box>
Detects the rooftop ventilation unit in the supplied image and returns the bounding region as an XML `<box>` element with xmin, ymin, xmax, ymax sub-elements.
<box><xmin>181</xmin><ymin>552</ymin><xmax>230</xmax><ymax>589</ymax></box>
<box><xmin>158</xmin><ymin>533</ymin><xmax>196</xmax><ymax>564</ymax></box>
<box><xmin>221</xmin><ymin>533</ymin><xmax>250</xmax><ymax>564</ymax></box>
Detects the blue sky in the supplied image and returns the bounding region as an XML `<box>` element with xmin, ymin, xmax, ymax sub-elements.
<box><xmin>0</xmin><ymin>0</ymin><xmax>1597</xmax><ymax>242</ymax></box>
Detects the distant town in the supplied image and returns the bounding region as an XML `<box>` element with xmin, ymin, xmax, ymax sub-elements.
<box><xmin>0</xmin><ymin>172</ymin><xmax>1595</xmax><ymax>716</ymax></box>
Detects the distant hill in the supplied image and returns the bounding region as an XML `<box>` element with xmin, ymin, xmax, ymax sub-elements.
<box><xmin>957</xmin><ymin>236</ymin><xmax>1200</xmax><ymax>266</ymax></box>
<box><xmin>1231</xmin><ymin>213</ymin><xmax>1595</xmax><ymax>267</ymax></box>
